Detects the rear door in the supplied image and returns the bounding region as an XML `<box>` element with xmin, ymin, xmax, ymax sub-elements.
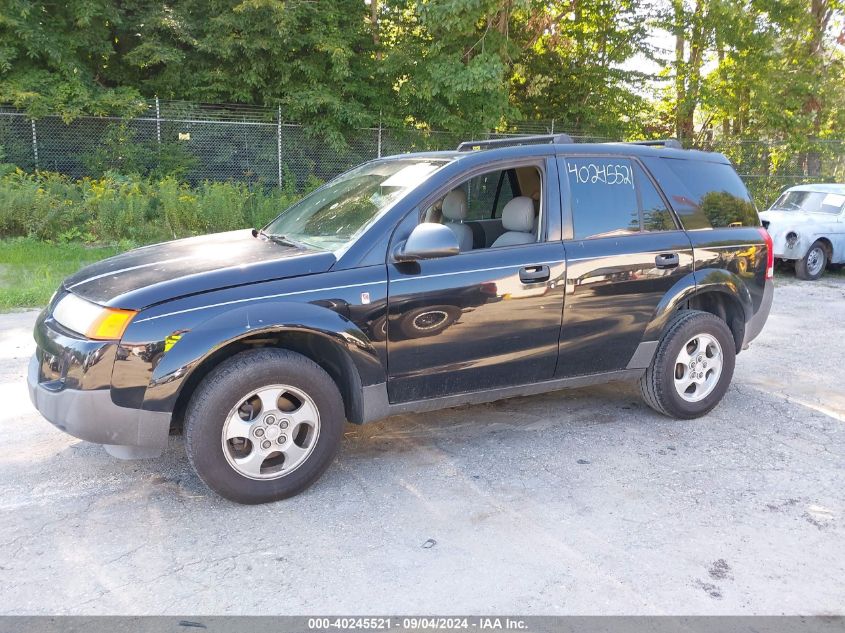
<box><xmin>555</xmin><ymin>155</ymin><xmax>695</xmax><ymax>377</ymax></box>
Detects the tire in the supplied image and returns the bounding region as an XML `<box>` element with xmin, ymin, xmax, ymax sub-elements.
<box><xmin>185</xmin><ymin>348</ymin><xmax>345</xmax><ymax>504</ymax></box>
<box><xmin>795</xmin><ymin>241</ymin><xmax>827</xmax><ymax>280</ymax></box>
<box><xmin>639</xmin><ymin>310</ymin><xmax>736</xmax><ymax>419</ymax></box>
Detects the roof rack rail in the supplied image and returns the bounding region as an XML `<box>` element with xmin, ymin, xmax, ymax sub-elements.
<box><xmin>622</xmin><ymin>139</ymin><xmax>683</xmax><ymax>149</ymax></box>
<box><xmin>456</xmin><ymin>133</ymin><xmax>574</xmax><ymax>152</ymax></box>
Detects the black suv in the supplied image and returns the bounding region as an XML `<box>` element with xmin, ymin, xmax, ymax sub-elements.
<box><xmin>28</xmin><ymin>135</ymin><xmax>774</xmax><ymax>504</ymax></box>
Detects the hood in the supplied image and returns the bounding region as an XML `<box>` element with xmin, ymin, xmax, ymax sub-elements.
<box><xmin>63</xmin><ymin>229</ymin><xmax>336</xmax><ymax>310</ymax></box>
<box><xmin>760</xmin><ymin>209</ymin><xmax>838</xmax><ymax>232</ymax></box>
<box><xmin>760</xmin><ymin>210</ymin><xmax>792</xmax><ymax>224</ymax></box>
<box><xmin>760</xmin><ymin>209</ymin><xmax>838</xmax><ymax>227</ymax></box>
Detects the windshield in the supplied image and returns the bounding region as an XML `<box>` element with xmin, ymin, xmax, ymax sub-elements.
<box><xmin>264</xmin><ymin>158</ymin><xmax>448</xmax><ymax>251</ymax></box>
<box><xmin>770</xmin><ymin>190</ymin><xmax>845</xmax><ymax>215</ymax></box>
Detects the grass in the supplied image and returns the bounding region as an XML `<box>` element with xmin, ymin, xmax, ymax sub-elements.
<box><xmin>0</xmin><ymin>238</ymin><xmax>123</xmax><ymax>311</ymax></box>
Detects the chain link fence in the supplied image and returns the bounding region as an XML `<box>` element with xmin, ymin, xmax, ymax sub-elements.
<box><xmin>2</xmin><ymin>99</ymin><xmax>844</xmax><ymax>205</ymax></box>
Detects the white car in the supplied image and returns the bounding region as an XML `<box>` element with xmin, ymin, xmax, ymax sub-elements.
<box><xmin>759</xmin><ymin>184</ymin><xmax>845</xmax><ymax>280</ymax></box>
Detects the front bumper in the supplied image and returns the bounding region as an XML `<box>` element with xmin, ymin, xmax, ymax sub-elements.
<box><xmin>28</xmin><ymin>356</ymin><xmax>170</xmax><ymax>457</ymax></box>
<box><xmin>28</xmin><ymin>312</ymin><xmax>171</xmax><ymax>459</ymax></box>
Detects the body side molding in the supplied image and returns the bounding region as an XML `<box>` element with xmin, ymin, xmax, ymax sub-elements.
<box><xmin>360</xmin><ymin>369</ymin><xmax>644</xmax><ymax>423</ymax></box>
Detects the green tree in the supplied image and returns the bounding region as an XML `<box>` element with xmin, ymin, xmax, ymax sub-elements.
<box><xmin>378</xmin><ymin>0</ymin><xmax>523</xmax><ymax>133</ymax></box>
<box><xmin>510</xmin><ymin>0</ymin><xmax>653</xmax><ymax>139</ymax></box>
<box><xmin>0</xmin><ymin>0</ymin><xmax>144</xmax><ymax>118</ymax></box>
<box><xmin>116</xmin><ymin>0</ymin><xmax>384</xmax><ymax>146</ymax></box>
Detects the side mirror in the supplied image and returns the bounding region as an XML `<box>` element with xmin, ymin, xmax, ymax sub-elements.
<box><xmin>394</xmin><ymin>223</ymin><xmax>460</xmax><ymax>262</ymax></box>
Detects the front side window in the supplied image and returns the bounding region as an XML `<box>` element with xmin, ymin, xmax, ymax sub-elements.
<box><xmin>265</xmin><ymin>158</ymin><xmax>448</xmax><ymax>252</ymax></box>
<box><xmin>770</xmin><ymin>190</ymin><xmax>845</xmax><ymax>215</ymax></box>
<box><xmin>493</xmin><ymin>172</ymin><xmax>517</xmax><ymax>217</ymax></box>
<box><xmin>466</xmin><ymin>170</ymin><xmax>506</xmax><ymax>219</ymax></box>
<box><xmin>566</xmin><ymin>157</ymin><xmax>640</xmax><ymax>240</ymax></box>
<box><xmin>421</xmin><ymin>165</ymin><xmax>542</xmax><ymax>250</ymax></box>
<box><xmin>450</xmin><ymin>169</ymin><xmax>519</xmax><ymax>220</ymax></box>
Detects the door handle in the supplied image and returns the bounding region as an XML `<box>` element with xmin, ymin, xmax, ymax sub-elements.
<box><xmin>655</xmin><ymin>253</ymin><xmax>680</xmax><ymax>269</ymax></box>
<box><xmin>519</xmin><ymin>264</ymin><xmax>550</xmax><ymax>283</ymax></box>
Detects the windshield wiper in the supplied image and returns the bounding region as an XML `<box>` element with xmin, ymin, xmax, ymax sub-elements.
<box><xmin>255</xmin><ymin>229</ymin><xmax>309</xmax><ymax>249</ymax></box>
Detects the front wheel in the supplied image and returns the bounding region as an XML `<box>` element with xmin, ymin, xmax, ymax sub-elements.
<box><xmin>639</xmin><ymin>310</ymin><xmax>736</xmax><ymax>419</ymax></box>
<box><xmin>795</xmin><ymin>241</ymin><xmax>827</xmax><ymax>280</ymax></box>
<box><xmin>185</xmin><ymin>348</ymin><xmax>345</xmax><ymax>504</ymax></box>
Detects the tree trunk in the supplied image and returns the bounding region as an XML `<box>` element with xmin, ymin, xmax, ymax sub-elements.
<box><xmin>673</xmin><ymin>0</ymin><xmax>707</xmax><ymax>146</ymax></box>
<box><xmin>370</xmin><ymin>0</ymin><xmax>380</xmax><ymax>49</ymax></box>
<box><xmin>804</xmin><ymin>0</ymin><xmax>831</xmax><ymax>177</ymax></box>
<box><xmin>682</xmin><ymin>0</ymin><xmax>707</xmax><ymax>146</ymax></box>
<box><xmin>673</xmin><ymin>0</ymin><xmax>686</xmax><ymax>142</ymax></box>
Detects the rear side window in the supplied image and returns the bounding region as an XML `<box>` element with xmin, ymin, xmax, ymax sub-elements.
<box><xmin>565</xmin><ymin>157</ymin><xmax>640</xmax><ymax>239</ymax></box>
<box><xmin>655</xmin><ymin>158</ymin><xmax>758</xmax><ymax>229</ymax></box>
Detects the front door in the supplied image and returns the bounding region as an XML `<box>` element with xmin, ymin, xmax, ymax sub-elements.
<box><xmin>386</xmin><ymin>161</ymin><xmax>566</xmax><ymax>403</ymax></box>
<box><xmin>556</xmin><ymin>155</ymin><xmax>695</xmax><ymax>376</ymax></box>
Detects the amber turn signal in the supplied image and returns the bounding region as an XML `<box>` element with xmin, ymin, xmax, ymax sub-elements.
<box><xmin>85</xmin><ymin>308</ymin><xmax>137</xmax><ymax>340</ymax></box>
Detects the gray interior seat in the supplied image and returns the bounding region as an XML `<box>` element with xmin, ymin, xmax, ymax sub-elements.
<box><xmin>491</xmin><ymin>197</ymin><xmax>536</xmax><ymax>248</ymax></box>
<box><xmin>441</xmin><ymin>189</ymin><xmax>473</xmax><ymax>252</ymax></box>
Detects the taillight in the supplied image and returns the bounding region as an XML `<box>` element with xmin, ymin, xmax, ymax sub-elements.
<box><xmin>758</xmin><ymin>226</ymin><xmax>774</xmax><ymax>280</ymax></box>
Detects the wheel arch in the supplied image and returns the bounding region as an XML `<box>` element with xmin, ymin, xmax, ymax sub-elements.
<box><xmin>642</xmin><ymin>269</ymin><xmax>752</xmax><ymax>354</ymax></box>
<box><xmin>683</xmin><ymin>288</ymin><xmax>747</xmax><ymax>353</ymax></box>
<box><xmin>144</xmin><ymin>302</ymin><xmax>385</xmax><ymax>428</ymax></box>
<box><xmin>815</xmin><ymin>236</ymin><xmax>834</xmax><ymax>260</ymax></box>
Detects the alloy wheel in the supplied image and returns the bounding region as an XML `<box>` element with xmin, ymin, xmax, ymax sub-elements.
<box><xmin>221</xmin><ymin>384</ymin><xmax>320</xmax><ymax>480</ymax></box>
<box><xmin>673</xmin><ymin>334</ymin><xmax>724</xmax><ymax>403</ymax></box>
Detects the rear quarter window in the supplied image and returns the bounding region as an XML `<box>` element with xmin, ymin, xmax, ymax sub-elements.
<box><xmin>644</xmin><ymin>158</ymin><xmax>759</xmax><ymax>229</ymax></box>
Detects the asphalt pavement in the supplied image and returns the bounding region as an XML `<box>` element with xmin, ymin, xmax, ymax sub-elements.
<box><xmin>1</xmin><ymin>275</ymin><xmax>843</xmax><ymax>615</ymax></box>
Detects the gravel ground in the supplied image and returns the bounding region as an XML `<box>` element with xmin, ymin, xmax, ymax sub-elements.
<box><xmin>0</xmin><ymin>275</ymin><xmax>843</xmax><ymax>615</ymax></box>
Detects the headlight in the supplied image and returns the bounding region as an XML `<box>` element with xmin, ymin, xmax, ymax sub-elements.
<box><xmin>52</xmin><ymin>293</ymin><xmax>137</xmax><ymax>340</ymax></box>
<box><xmin>786</xmin><ymin>231</ymin><xmax>798</xmax><ymax>247</ymax></box>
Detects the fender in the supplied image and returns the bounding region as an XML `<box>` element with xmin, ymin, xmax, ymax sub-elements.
<box><xmin>785</xmin><ymin>230</ymin><xmax>829</xmax><ymax>260</ymax></box>
<box><xmin>640</xmin><ymin>270</ymin><xmax>698</xmax><ymax>344</ymax></box>
<box><xmin>140</xmin><ymin>301</ymin><xmax>386</xmax><ymax>417</ymax></box>
<box><xmin>631</xmin><ymin>268</ymin><xmax>753</xmax><ymax>369</ymax></box>
<box><xmin>693</xmin><ymin>267</ymin><xmax>754</xmax><ymax>321</ymax></box>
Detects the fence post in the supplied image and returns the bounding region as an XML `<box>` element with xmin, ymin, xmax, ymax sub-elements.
<box><xmin>155</xmin><ymin>95</ymin><xmax>162</xmax><ymax>146</ymax></box>
<box><xmin>30</xmin><ymin>119</ymin><xmax>39</xmax><ymax>169</ymax></box>
<box><xmin>550</xmin><ymin>119</ymin><xmax>555</xmax><ymax>135</ymax></box>
<box><xmin>277</xmin><ymin>105</ymin><xmax>283</xmax><ymax>189</ymax></box>
<box><xmin>377</xmin><ymin>111</ymin><xmax>383</xmax><ymax>158</ymax></box>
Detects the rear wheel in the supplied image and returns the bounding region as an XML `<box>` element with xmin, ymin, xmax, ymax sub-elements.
<box><xmin>795</xmin><ymin>241</ymin><xmax>827</xmax><ymax>280</ymax></box>
<box><xmin>639</xmin><ymin>310</ymin><xmax>736</xmax><ymax>419</ymax></box>
<box><xmin>185</xmin><ymin>348</ymin><xmax>345</xmax><ymax>504</ymax></box>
